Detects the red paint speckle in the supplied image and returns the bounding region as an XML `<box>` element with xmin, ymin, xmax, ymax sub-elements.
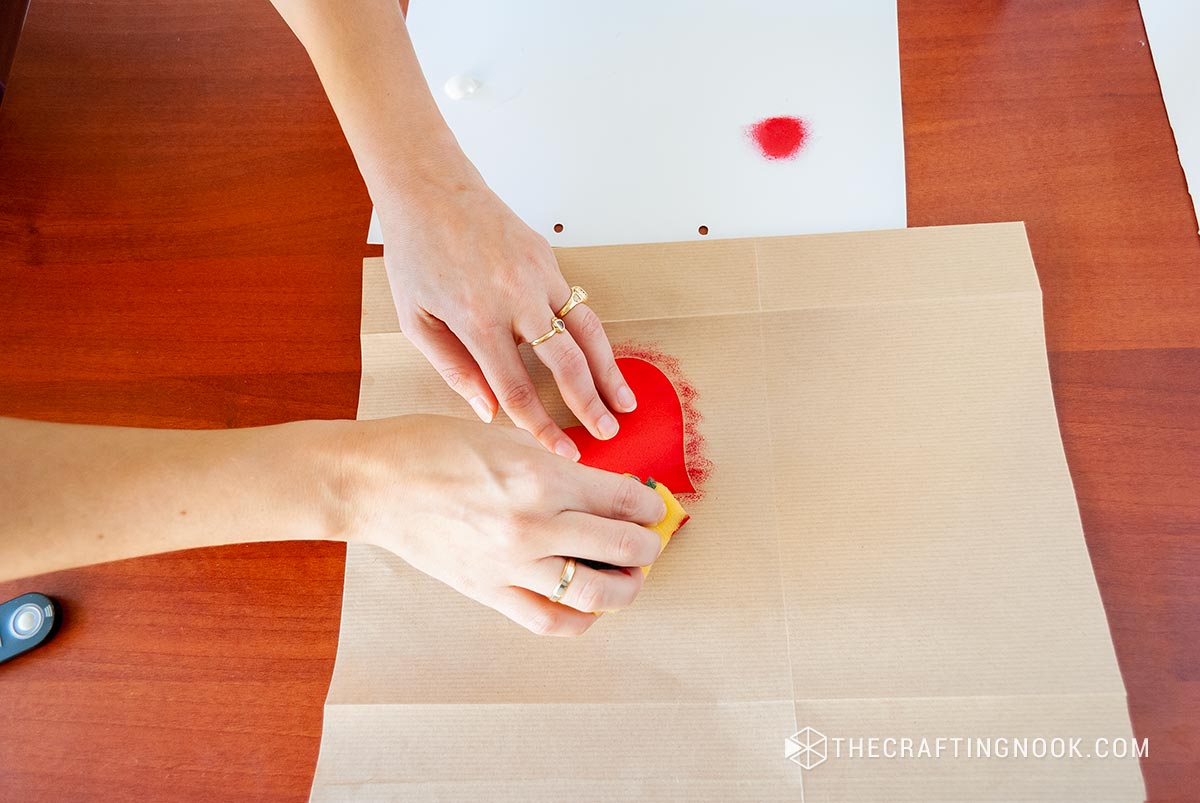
<box><xmin>749</xmin><ymin>116</ymin><xmax>808</xmax><ymax>160</ymax></box>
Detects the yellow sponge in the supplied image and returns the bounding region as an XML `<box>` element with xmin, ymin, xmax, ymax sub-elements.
<box><xmin>594</xmin><ymin>478</ymin><xmax>689</xmax><ymax>616</ymax></box>
<box><xmin>640</xmin><ymin>478</ymin><xmax>689</xmax><ymax>577</ymax></box>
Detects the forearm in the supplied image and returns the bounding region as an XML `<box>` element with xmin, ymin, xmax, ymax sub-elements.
<box><xmin>0</xmin><ymin>417</ymin><xmax>347</xmax><ymax>582</ymax></box>
<box><xmin>268</xmin><ymin>0</ymin><xmax>475</xmax><ymax>206</ymax></box>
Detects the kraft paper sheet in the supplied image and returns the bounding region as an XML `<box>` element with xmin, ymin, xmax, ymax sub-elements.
<box><xmin>309</xmin><ymin>223</ymin><xmax>1143</xmax><ymax>802</ymax></box>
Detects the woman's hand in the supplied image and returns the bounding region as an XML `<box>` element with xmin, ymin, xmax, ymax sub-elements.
<box><xmin>0</xmin><ymin>413</ymin><xmax>665</xmax><ymax>631</ymax></box>
<box><xmin>338</xmin><ymin>414</ymin><xmax>668</xmax><ymax>636</ymax></box>
<box><xmin>376</xmin><ymin>167</ymin><xmax>637</xmax><ymax>461</ymax></box>
<box><xmin>269</xmin><ymin>0</ymin><xmax>629</xmax><ymax>457</ymax></box>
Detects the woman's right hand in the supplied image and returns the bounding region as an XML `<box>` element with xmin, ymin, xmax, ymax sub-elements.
<box><xmin>333</xmin><ymin>414</ymin><xmax>669</xmax><ymax>636</ymax></box>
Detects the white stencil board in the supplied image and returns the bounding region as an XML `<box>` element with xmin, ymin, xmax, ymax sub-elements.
<box><xmin>1141</xmin><ymin>0</ymin><xmax>1200</xmax><ymax>234</ymax></box>
<box><xmin>368</xmin><ymin>0</ymin><xmax>905</xmax><ymax>247</ymax></box>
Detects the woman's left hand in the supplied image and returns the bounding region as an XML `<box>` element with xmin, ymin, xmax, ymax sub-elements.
<box><xmin>376</xmin><ymin>164</ymin><xmax>637</xmax><ymax>460</ymax></box>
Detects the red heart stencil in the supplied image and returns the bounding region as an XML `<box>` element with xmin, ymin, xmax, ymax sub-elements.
<box><xmin>564</xmin><ymin>357</ymin><xmax>696</xmax><ymax>493</ymax></box>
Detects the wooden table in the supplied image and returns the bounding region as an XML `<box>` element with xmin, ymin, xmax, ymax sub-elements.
<box><xmin>1</xmin><ymin>1</ymin><xmax>1196</xmax><ymax>799</ymax></box>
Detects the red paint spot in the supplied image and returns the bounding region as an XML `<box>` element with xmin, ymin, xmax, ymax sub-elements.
<box><xmin>749</xmin><ymin>116</ymin><xmax>808</xmax><ymax>160</ymax></box>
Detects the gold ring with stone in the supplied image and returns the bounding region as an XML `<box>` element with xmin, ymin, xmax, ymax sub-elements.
<box><xmin>529</xmin><ymin>316</ymin><xmax>567</xmax><ymax>347</ymax></box>
<box><xmin>549</xmin><ymin>557</ymin><xmax>577</xmax><ymax>603</ymax></box>
<box><xmin>556</xmin><ymin>286</ymin><xmax>589</xmax><ymax>319</ymax></box>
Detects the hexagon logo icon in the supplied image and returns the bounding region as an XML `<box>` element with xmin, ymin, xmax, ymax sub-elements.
<box><xmin>784</xmin><ymin>727</ymin><xmax>828</xmax><ymax>770</ymax></box>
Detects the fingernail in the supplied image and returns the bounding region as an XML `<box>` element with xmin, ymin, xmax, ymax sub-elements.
<box><xmin>597</xmin><ymin>413</ymin><xmax>619</xmax><ymax>440</ymax></box>
<box><xmin>616</xmin><ymin>384</ymin><xmax>636</xmax><ymax>412</ymax></box>
<box><xmin>555</xmin><ymin>438</ymin><xmax>581</xmax><ymax>461</ymax></box>
<box><xmin>468</xmin><ymin>395</ymin><xmax>493</xmax><ymax>423</ymax></box>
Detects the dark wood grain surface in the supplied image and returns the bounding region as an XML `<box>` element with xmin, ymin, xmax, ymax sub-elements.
<box><xmin>1</xmin><ymin>1</ymin><xmax>1197</xmax><ymax>800</ymax></box>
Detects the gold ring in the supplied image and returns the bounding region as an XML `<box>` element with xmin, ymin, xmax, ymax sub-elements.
<box><xmin>549</xmin><ymin>557</ymin><xmax>577</xmax><ymax>603</ymax></box>
<box><xmin>556</xmin><ymin>286</ymin><xmax>589</xmax><ymax>319</ymax></box>
<box><xmin>529</xmin><ymin>316</ymin><xmax>566</xmax><ymax>347</ymax></box>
